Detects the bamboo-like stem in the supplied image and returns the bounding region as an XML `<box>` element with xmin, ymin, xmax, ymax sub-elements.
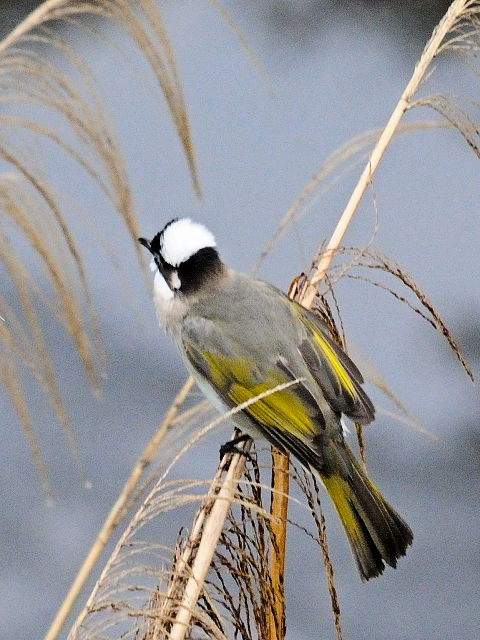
<box><xmin>267</xmin><ymin>448</ymin><xmax>290</xmax><ymax>640</ymax></box>
<box><xmin>162</xmin><ymin>380</ymin><xmax>303</xmax><ymax>640</ymax></box>
<box><xmin>45</xmin><ymin>377</ymin><xmax>195</xmax><ymax>640</ymax></box>
<box><xmin>63</xmin><ymin>3</ymin><xmax>471</xmax><ymax>637</ymax></box>
<box><xmin>150</xmin><ymin>433</ymin><xmax>251</xmax><ymax>637</ymax></box>
<box><xmin>167</xmin><ymin>450</ymin><xmax>248</xmax><ymax>640</ymax></box>
<box><xmin>264</xmin><ymin>275</ymin><xmax>308</xmax><ymax>639</ymax></box>
<box><xmin>301</xmin><ymin>0</ymin><xmax>468</xmax><ymax>309</ymax></box>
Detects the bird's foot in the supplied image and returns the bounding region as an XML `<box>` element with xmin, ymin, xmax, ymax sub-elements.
<box><xmin>219</xmin><ymin>433</ymin><xmax>253</xmax><ymax>462</ymax></box>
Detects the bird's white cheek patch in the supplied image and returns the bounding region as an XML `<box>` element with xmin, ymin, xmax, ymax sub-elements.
<box><xmin>153</xmin><ymin>270</ymin><xmax>174</xmax><ymax>303</ymax></box>
<box><xmin>170</xmin><ymin>271</ymin><xmax>181</xmax><ymax>290</ymax></box>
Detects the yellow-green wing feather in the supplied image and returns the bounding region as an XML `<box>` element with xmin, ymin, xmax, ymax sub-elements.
<box><xmin>295</xmin><ymin>305</ymin><xmax>375</xmax><ymax>424</ymax></box>
<box><xmin>184</xmin><ymin>342</ymin><xmax>315</xmax><ymax>436</ymax></box>
<box><xmin>182</xmin><ymin>337</ymin><xmax>331</xmax><ymax>469</ymax></box>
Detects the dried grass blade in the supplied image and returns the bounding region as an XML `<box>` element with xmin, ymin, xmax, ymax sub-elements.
<box><xmin>300</xmin><ymin>472</ymin><xmax>342</xmax><ymax>640</ymax></box>
<box><xmin>302</xmin><ymin>0</ymin><xmax>473</xmax><ymax>307</ymax></box>
<box><xmin>167</xmin><ymin>450</ymin><xmax>249</xmax><ymax>640</ymax></box>
<box><xmin>0</xmin><ymin>321</ymin><xmax>53</xmax><ymax>500</ymax></box>
<box><xmin>358</xmin><ymin>250</ymin><xmax>474</xmax><ymax>381</ymax></box>
<box><xmin>254</xmin><ymin>121</ymin><xmax>451</xmax><ymax>274</ymax></box>
<box><xmin>266</xmin><ymin>447</ymin><xmax>289</xmax><ymax>640</ymax></box>
<box><xmin>44</xmin><ymin>377</ymin><xmax>195</xmax><ymax>640</ymax></box>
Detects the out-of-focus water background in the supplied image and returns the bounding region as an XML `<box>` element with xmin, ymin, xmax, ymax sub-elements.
<box><xmin>1</xmin><ymin>1</ymin><xmax>479</xmax><ymax>638</ymax></box>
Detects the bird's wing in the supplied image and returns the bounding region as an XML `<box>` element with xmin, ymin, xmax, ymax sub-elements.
<box><xmin>181</xmin><ymin>315</ymin><xmax>329</xmax><ymax>469</ymax></box>
<box><xmin>294</xmin><ymin>304</ymin><xmax>375</xmax><ymax>424</ymax></box>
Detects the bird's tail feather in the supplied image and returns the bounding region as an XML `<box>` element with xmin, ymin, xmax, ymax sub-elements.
<box><xmin>320</xmin><ymin>443</ymin><xmax>413</xmax><ymax>581</ymax></box>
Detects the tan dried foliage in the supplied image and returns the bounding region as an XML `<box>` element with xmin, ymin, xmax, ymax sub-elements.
<box><xmin>0</xmin><ymin>1</ymin><xmax>478</xmax><ymax>640</ymax></box>
<box><xmin>0</xmin><ymin>0</ymin><xmax>199</xmax><ymax>486</ymax></box>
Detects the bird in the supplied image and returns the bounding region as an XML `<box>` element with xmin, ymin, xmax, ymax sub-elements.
<box><xmin>139</xmin><ymin>217</ymin><xmax>413</xmax><ymax>581</ymax></box>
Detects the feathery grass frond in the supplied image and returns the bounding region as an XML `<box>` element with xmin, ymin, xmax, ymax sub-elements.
<box><xmin>50</xmin><ymin>2</ymin><xmax>479</xmax><ymax>639</ymax></box>
<box><xmin>253</xmin><ymin>120</ymin><xmax>451</xmax><ymax>274</ymax></box>
<box><xmin>408</xmin><ymin>3</ymin><xmax>480</xmax><ymax>162</ymax></box>
<box><xmin>209</xmin><ymin>0</ymin><xmax>272</xmax><ymax>93</ymax></box>
<box><xmin>336</xmin><ymin>247</ymin><xmax>474</xmax><ymax>381</ymax></box>
<box><xmin>0</xmin><ymin>316</ymin><xmax>53</xmax><ymax>499</ymax></box>
<box><xmin>300</xmin><ymin>0</ymin><xmax>480</xmax><ymax>307</ymax></box>
<box><xmin>0</xmin><ymin>0</ymin><xmax>200</xmax><ymax>480</ymax></box>
<box><xmin>1</xmin><ymin>173</ymin><xmax>93</xmax><ymax>483</ymax></box>
<box><xmin>44</xmin><ymin>377</ymin><xmax>197</xmax><ymax>640</ymax></box>
<box><xmin>414</xmin><ymin>93</ymin><xmax>480</xmax><ymax>158</ymax></box>
<box><xmin>67</xmin><ymin>380</ymin><xmax>305</xmax><ymax>640</ymax></box>
<box><xmin>0</xmin><ymin>0</ymin><xmax>199</xmax><ymax>196</ymax></box>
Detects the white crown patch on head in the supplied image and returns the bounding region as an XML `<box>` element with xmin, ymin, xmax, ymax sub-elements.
<box><xmin>160</xmin><ymin>218</ymin><xmax>216</xmax><ymax>267</ymax></box>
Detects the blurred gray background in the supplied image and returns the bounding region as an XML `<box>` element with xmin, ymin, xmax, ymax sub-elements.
<box><xmin>1</xmin><ymin>1</ymin><xmax>479</xmax><ymax>639</ymax></box>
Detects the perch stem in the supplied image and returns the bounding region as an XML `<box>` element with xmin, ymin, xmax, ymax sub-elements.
<box><xmin>302</xmin><ymin>0</ymin><xmax>465</xmax><ymax>308</ymax></box>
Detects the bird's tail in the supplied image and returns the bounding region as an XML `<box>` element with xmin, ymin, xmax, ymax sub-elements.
<box><xmin>320</xmin><ymin>443</ymin><xmax>413</xmax><ymax>581</ymax></box>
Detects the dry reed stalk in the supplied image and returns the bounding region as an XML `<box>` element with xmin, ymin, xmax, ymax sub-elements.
<box><xmin>145</xmin><ymin>439</ymin><xmax>247</xmax><ymax>637</ymax></box>
<box><xmin>45</xmin><ymin>377</ymin><xmax>195</xmax><ymax>640</ymax></box>
<box><xmin>301</xmin><ymin>0</ymin><xmax>471</xmax><ymax>308</ymax></box>
<box><xmin>263</xmin><ymin>274</ymin><xmax>313</xmax><ymax>640</ymax></box>
<box><xmin>160</xmin><ymin>5</ymin><xmax>476</xmax><ymax>636</ymax></box>
<box><xmin>67</xmin><ymin>380</ymin><xmax>302</xmax><ymax>640</ymax></box>
<box><xmin>166</xmin><ymin>450</ymin><xmax>250</xmax><ymax>640</ymax></box>
<box><xmin>266</xmin><ymin>447</ymin><xmax>289</xmax><ymax>640</ymax></box>
<box><xmin>52</xmin><ymin>1</ymin><xmax>479</xmax><ymax>637</ymax></box>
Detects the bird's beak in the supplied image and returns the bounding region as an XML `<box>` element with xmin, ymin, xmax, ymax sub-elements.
<box><xmin>138</xmin><ymin>237</ymin><xmax>152</xmax><ymax>253</ymax></box>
